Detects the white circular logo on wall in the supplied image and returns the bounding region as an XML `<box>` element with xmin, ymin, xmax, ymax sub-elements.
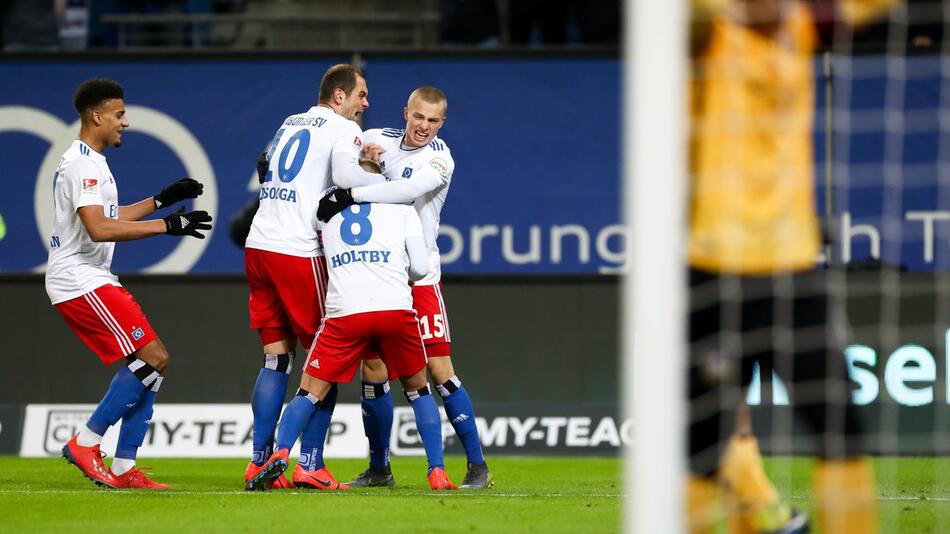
<box><xmin>0</xmin><ymin>105</ymin><xmax>217</xmax><ymax>273</ymax></box>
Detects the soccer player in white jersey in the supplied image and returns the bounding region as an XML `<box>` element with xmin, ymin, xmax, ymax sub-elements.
<box><xmin>247</xmin><ymin>183</ymin><xmax>458</xmax><ymax>492</ymax></box>
<box><xmin>242</xmin><ymin>64</ymin><xmax>384</xmax><ymax>489</ymax></box>
<box><xmin>49</xmin><ymin>79</ymin><xmax>211</xmax><ymax>489</ymax></box>
<box><xmin>317</xmin><ymin>87</ymin><xmax>493</xmax><ymax>489</ymax></box>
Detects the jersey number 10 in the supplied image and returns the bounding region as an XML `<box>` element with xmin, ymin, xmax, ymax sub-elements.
<box><xmin>262</xmin><ymin>128</ymin><xmax>311</xmax><ymax>184</ymax></box>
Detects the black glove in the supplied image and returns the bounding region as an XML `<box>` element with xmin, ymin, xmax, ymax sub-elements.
<box><xmin>257</xmin><ymin>151</ymin><xmax>269</xmax><ymax>184</ymax></box>
<box><xmin>228</xmin><ymin>198</ymin><xmax>260</xmax><ymax>248</ymax></box>
<box><xmin>164</xmin><ymin>206</ymin><xmax>213</xmax><ymax>239</ymax></box>
<box><xmin>154</xmin><ymin>178</ymin><xmax>203</xmax><ymax>208</ymax></box>
<box><xmin>317</xmin><ymin>188</ymin><xmax>355</xmax><ymax>223</ymax></box>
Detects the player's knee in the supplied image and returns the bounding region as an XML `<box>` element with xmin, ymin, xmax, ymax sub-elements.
<box><xmin>153</xmin><ymin>351</ymin><xmax>170</xmax><ymax>373</ymax></box>
<box><xmin>135</xmin><ymin>339</ymin><xmax>170</xmax><ymax>374</ymax></box>
<box><xmin>149</xmin><ymin>348</ymin><xmax>170</xmax><ymax>373</ymax></box>
<box><xmin>399</xmin><ymin>369</ymin><xmax>429</xmax><ymax>392</ymax></box>
<box><xmin>361</xmin><ymin>358</ymin><xmax>388</xmax><ymax>382</ymax></box>
<box><xmin>299</xmin><ymin>374</ymin><xmax>332</xmax><ymax>400</ymax></box>
<box><xmin>427</xmin><ymin>355</ymin><xmax>455</xmax><ymax>384</ymax></box>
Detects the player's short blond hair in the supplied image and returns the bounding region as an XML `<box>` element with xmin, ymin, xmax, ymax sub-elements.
<box><xmin>407</xmin><ymin>86</ymin><xmax>447</xmax><ymax>116</ymax></box>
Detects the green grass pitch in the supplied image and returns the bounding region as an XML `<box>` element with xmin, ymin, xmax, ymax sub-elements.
<box><xmin>0</xmin><ymin>456</ymin><xmax>946</xmax><ymax>533</ymax></box>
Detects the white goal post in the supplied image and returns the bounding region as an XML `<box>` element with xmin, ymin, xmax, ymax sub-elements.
<box><xmin>623</xmin><ymin>0</ymin><xmax>688</xmax><ymax>532</ymax></box>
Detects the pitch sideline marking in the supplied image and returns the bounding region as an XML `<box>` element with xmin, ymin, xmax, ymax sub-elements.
<box><xmin>786</xmin><ymin>494</ymin><xmax>950</xmax><ymax>503</ymax></box>
<box><xmin>0</xmin><ymin>489</ymin><xmax>947</xmax><ymax>502</ymax></box>
<box><xmin>0</xmin><ymin>489</ymin><xmax>620</xmax><ymax>497</ymax></box>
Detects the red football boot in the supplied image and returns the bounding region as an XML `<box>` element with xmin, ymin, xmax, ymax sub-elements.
<box><xmin>113</xmin><ymin>467</ymin><xmax>171</xmax><ymax>490</ymax></box>
<box><xmin>61</xmin><ymin>434</ymin><xmax>119</xmax><ymax>488</ymax></box>
<box><xmin>427</xmin><ymin>467</ymin><xmax>458</xmax><ymax>491</ymax></box>
<box><xmin>271</xmin><ymin>472</ymin><xmax>295</xmax><ymax>489</ymax></box>
<box><xmin>245</xmin><ymin>462</ymin><xmax>293</xmax><ymax>490</ymax></box>
<box><xmin>292</xmin><ymin>464</ymin><xmax>349</xmax><ymax>491</ymax></box>
<box><xmin>245</xmin><ymin>448</ymin><xmax>289</xmax><ymax>491</ymax></box>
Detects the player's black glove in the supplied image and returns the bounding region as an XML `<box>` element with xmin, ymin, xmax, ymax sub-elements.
<box><xmin>154</xmin><ymin>178</ymin><xmax>203</xmax><ymax>208</ymax></box>
<box><xmin>257</xmin><ymin>151</ymin><xmax>269</xmax><ymax>184</ymax></box>
<box><xmin>228</xmin><ymin>198</ymin><xmax>260</xmax><ymax>248</ymax></box>
<box><xmin>163</xmin><ymin>206</ymin><xmax>213</xmax><ymax>239</ymax></box>
<box><xmin>317</xmin><ymin>188</ymin><xmax>355</xmax><ymax>223</ymax></box>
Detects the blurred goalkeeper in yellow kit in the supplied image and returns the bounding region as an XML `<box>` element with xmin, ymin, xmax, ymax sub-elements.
<box><xmin>685</xmin><ymin>0</ymin><xmax>899</xmax><ymax>533</ymax></box>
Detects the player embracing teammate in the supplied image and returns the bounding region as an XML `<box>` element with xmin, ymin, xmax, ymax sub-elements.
<box><xmin>318</xmin><ymin>87</ymin><xmax>493</xmax><ymax>489</ymax></box>
<box><xmin>246</xmin><ymin>84</ymin><xmax>492</xmax><ymax>491</ymax></box>
<box><xmin>248</xmin><ymin>164</ymin><xmax>457</xmax><ymax>491</ymax></box>
<box><xmin>242</xmin><ymin>64</ymin><xmax>383</xmax><ymax>490</ymax></box>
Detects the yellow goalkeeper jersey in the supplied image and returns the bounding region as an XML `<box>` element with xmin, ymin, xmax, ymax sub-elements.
<box><xmin>687</xmin><ymin>2</ymin><xmax>821</xmax><ymax>274</ymax></box>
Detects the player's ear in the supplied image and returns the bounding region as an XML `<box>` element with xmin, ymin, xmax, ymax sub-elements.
<box><xmin>403</xmin><ymin>107</ymin><xmax>409</xmax><ymax>121</ymax></box>
<box><xmin>334</xmin><ymin>87</ymin><xmax>345</xmax><ymax>105</ymax></box>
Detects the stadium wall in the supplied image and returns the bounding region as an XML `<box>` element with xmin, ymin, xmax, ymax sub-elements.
<box><xmin>0</xmin><ymin>275</ymin><xmax>618</xmax><ymax>404</ymax></box>
<box><xmin>0</xmin><ymin>54</ymin><xmax>947</xmax><ymax>455</ymax></box>
<box><xmin>1</xmin><ymin>273</ymin><xmax>948</xmax><ymax>456</ymax></box>
<box><xmin>1</xmin><ymin>54</ymin><xmax>949</xmax><ymax>275</ymax></box>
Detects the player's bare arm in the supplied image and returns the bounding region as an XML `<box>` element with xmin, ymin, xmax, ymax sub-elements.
<box><xmin>79</xmin><ymin>204</ymin><xmax>211</xmax><ymax>242</ymax></box>
<box><xmin>117</xmin><ymin>197</ymin><xmax>157</xmax><ymax>221</ymax></box>
<box><xmin>78</xmin><ymin>205</ymin><xmax>165</xmax><ymax>241</ymax></box>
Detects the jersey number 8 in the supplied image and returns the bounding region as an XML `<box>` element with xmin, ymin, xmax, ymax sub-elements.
<box><xmin>340</xmin><ymin>204</ymin><xmax>373</xmax><ymax>246</ymax></box>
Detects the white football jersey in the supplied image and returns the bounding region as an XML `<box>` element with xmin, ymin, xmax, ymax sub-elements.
<box><xmin>360</xmin><ymin>128</ymin><xmax>454</xmax><ymax>285</ymax></box>
<box><xmin>322</xmin><ymin>203</ymin><xmax>424</xmax><ymax>318</ymax></box>
<box><xmin>245</xmin><ymin>106</ymin><xmax>364</xmax><ymax>257</ymax></box>
<box><xmin>45</xmin><ymin>140</ymin><xmax>121</xmax><ymax>304</ymax></box>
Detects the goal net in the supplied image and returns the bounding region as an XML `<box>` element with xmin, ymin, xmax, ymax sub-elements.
<box><xmin>625</xmin><ymin>1</ymin><xmax>949</xmax><ymax>532</ymax></box>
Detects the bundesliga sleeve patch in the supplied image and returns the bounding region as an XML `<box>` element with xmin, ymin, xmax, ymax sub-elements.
<box><xmin>81</xmin><ymin>178</ymin><xmax>99</xmax><ymax>194</ymax></box>
<box><xmin>353</xmin><ymin>136</ymin><xmax>363</xmax><ymax>148</ymax></box>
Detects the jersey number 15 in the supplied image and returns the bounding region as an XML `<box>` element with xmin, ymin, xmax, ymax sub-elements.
<box><xmin>419</xmin><ymin>314</ymin><xmax>444</xmax><ymax>340</ymax></box>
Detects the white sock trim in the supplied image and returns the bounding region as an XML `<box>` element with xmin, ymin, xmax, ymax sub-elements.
<box><xmin>111</xmin><ymin>457</ymin><xmax>136</xmax><ymax>476</ymax></box>
<box><xmin>76</xmin><ymin>425</ymin><xmax>103</xmax><ymax>447</ymax></box>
